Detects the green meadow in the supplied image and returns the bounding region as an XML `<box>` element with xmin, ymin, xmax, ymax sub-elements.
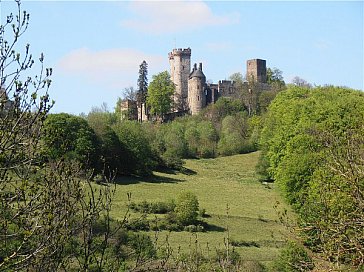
<box><xmin>110</xmin><ymin>151</ymin><xmax>289</xmax><ymax>266</ymax></box>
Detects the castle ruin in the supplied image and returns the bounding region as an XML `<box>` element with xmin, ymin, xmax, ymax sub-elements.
<box><xmin>120</xmin><ymin>47</ymin><xmax>268</xmax><ymax>120</ymax></box>
<box><xmin>168</xmin><ymin>47</ymin><xmax>268</xmax><ymax>115</ymax></box>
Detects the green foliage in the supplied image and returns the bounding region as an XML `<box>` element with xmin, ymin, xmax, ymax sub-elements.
<box><xmin>146</xmin><ymin>70</ymin><xmax>174</xmax><ymax>118</ymax></box>
<box><xmin>272</xmin><ymin>241</ymin><xmax>314</xmax><ymax>272</ymax></box>
<box><xmin>137</xmin><ymin>60</ymin><xmax>148</xmax><ymax>104</ymax></box>
<box><xmin>129</xmin><ymin>199</ymin><xmax>176</xmax><ymax>214</ymax></box>
<box><xmin>202</xmin><ymin>97</ymin><xmax>246</xmax><ymax>124</ymax></box>
<box><xmin>161</xmin><ymin>121</ymin><xmax>188</xmax><ymax>168</ymax></box>
<box><xmin>266</xmin><ymin>67</ymin><xmax>285</xmax><ymax>85</ymax></box>
<box><xmin>255</xmin><ymin>151</ymin><xmax>273</xmax><ymax>182</ymax></box>
<box><xmin>86</xmin><ymin>110</ymin><xmax>130</xmax><ymax>175</ymax></box>
<box><xmin>174</xmin><ymin>191</ymin><xmax>199</xmax><ymax>226</ymax></box>
<box><xmin>112</xmin><ymin>120</ymin><xmax>156</xmax><ymax>176</ymax></box>
<box><xmin>42</xmin><ymin>113</ymin><xmax>100</xmax><ymax>170</ymax></box>
<box><xmin>217</xmin><ymin>112</ymin><xmax>255</xmax><ymax>156</ymax></box>
<box><xmin>260</xmin><ymin>86</ymin><xmax>364</xmax><ymax>267</ymax></box>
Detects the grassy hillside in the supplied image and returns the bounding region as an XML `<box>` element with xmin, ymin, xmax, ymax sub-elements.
<box><xmin>110</xmin><ymin>151</ymin><xmax>289</xmax><ymax>266</ymax></box>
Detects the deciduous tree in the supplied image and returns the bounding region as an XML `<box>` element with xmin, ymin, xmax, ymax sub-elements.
<box><xmin>147</xmin><ymin>71</ymin><xmax>175</xmax><ymax>120</ymax></box>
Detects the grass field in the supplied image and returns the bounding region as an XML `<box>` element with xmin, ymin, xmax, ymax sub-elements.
<box><xmin>109</xmin><ymin>151</ymin><xmax>289</xmax><ymax>266</ymax></box>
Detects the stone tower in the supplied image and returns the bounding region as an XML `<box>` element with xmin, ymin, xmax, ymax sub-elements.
<box><xmin>168</xmin><ymin>48</ymin><xmax>191</xmax><ymax>109</ymax></box>
<box><xmin>246</xmin><ymin>59</ymin><xmax>267</xmax><ymax>83</ymax></box>
<box><xmin>188</xmin><ymin>63</ymin><xmax>206</xmax><ymax>115</ymax></box>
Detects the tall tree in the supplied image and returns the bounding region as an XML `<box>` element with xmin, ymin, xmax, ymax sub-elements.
<box><xmin>291</xmin><ymin>76</ymin><xmax>312</xmax><ymax>88</ymax></box>
<box><xmin>137</xmin><ymin>60</ymin><xmax>148</xmax><ymax>121</ymax></box>
<box><xmin>0</xmin><ymin>2</ymin><xmax>118</xmax><ymax>270</ymax></box>
<box><xmin>146</xmin><ymin>71</ymin><xmax>175</xmax><ymax>121</ymax></box>
<box><xmin>266</xmin><ymin>67</ymin><xmax>284</xmax><ymax>84</ymax></box>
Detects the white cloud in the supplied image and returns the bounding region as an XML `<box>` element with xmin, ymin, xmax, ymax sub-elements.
<box><xmin>57</xmin><ymin>48</ymin><xmax>165</xmax><ymax>88</ymax></box>
<box><xmin>121</xmin><ymin>1</ymin><xmax>240</xmax><ymax>34</ymax></box>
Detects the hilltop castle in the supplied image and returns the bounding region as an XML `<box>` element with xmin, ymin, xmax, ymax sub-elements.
<box><xmin>121</xmin><ymin>47</ymin><xmax>268</xmax><ymax>120</ymax></box>
<box><xmin>168</xmin><ymin>47</ymin><xmax>268</xmax><ymax>115</ymax></box>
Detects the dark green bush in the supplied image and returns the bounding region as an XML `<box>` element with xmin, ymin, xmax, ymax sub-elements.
<box><xmin>128</xmin><ymin>200</ymin><xmax>175</xmax><ymax>214</ymax></box>
<box><xmin>272</xmin><ymin>241</ymin><xmax>314</xmax><ymax>272</ymax></box>
<box><xmin>230</xmin><ymin>239</ymin><xmax>260</xmax><ymax>248</ymax></box>
<box><xmin>125</xmin><ymin>216</ymin><xmax>150</xmax><ymax>231</ymax></box>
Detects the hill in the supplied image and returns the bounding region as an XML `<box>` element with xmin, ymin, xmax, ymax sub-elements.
<box><xmin>110</xmin><ymin>151</ymin><xmax>289</xmax><ymax>268</ymax></box>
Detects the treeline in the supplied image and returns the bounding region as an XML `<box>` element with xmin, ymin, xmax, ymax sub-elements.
<box><xmin>41</xmin><ymin>97</ymin><xmax>263</xmax><ymax>177</ymax></box>
<box><xmin>258</xmin><ymin>86</ymin><xmax>364</xmax><ymax>269</ymax></box>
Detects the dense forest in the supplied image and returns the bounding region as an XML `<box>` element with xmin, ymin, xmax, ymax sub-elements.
<box><xmin>1</xmin><ymin>1</ymin><xmax>363</xmax><ymax>271</ymax></box>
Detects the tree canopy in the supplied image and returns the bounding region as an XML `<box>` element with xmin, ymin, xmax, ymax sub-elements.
<box><xmin>259</xmin><ymin>85</ymin><xmax>364</xmax><ymax>268</ymax></box>
<box><xmin>146</xmin><ymin>71</ymin><xmax>175</xmax><ymax>119</ymax></box>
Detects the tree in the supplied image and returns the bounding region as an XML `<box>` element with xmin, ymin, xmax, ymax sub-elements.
<box><xmin>86</xmin><ymin>109</ymin><xmax>127</xmax><ymax>176</ymax></box>
<box><xmin>42</xmin><ymin>113</ymin><xmax>100</xmax><ymax>170</ymax></box>
<box><xmin>229</xmin><ymin>72</ymin><xmax>260</xmax><ymax>116</ymax></box>
<box><xmin>137</xmin><ymin>61</ymin><xmax>148</xmax><ymax>121</ymax></box>
<box><xmin>146</xmin><ymin>71</ymin><xmax>175</xmax><ymax>120</ymax></box>
<box><xmin>259</xmin><ymin>86</ymin><xmax>364</xmax><ymax>268</ymax></box>
<box><xmin>137</xmin><ymin>61</ymin><xmax>148</xmax><ymax>102</ymax></box>
<box><xmin>122</xmin><ymin>86</ymin><xmax>137</xmax><ymax>101</ymax></box>
<box><xmin>266</xmin><ymin>67</ymin><xmax>284</xmax><ymax>85</ymax></box>
<box><xmin>112</xmin><ymin>120</ymin><xmax>156</xmax><ymax>176</ymax></box>
<box><xmin>0</xmin><ymin>3</ymin><xmax>120</xmax><ymax>270</ymax></box>
<box><xmin>291</xmin><ymin>76</ymin><xmax>312</xmax><ymax>88</ymax></box>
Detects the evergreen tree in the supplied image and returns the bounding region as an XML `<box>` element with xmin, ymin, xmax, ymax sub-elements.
<box><xmin>137</xmin><ymin>60</ymin><xmax>148</xmax><ymax>121</ymax></box>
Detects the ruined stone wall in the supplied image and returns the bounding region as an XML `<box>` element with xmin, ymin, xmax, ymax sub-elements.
<box><xmin>120</xmin><ymin>99</ymin><xmax>137</xmax><ymax>120</ymax></box>
<box><xmin>217</xmin><ymin>80</ymin><xmax>236</xmax><ymax>98</ymax></box>
<box><xmin>246</xmin><ymin>59</ymin><xmax>267</xmax><ymax>83</ymax></box>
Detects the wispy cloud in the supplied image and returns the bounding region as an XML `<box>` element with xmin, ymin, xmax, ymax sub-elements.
<box><xmin>121</xmin><ymin>1</ymin><xmax>240</xmax><ymax>34</ymax></box>
<box><xmin>57</xmin><ymin>48</ymin><xmax>165</xmax><ymax>88</ymax></box>
<box><xmin>314</xmin><ymin>39</ymin><xmax>331</xmax><ymax>50</ymax></box>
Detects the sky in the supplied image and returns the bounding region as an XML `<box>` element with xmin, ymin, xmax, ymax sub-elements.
<box><xmin>1</xmin><ymin>0</ymin><xmax>363</xmax><ymax>115</ymax></box>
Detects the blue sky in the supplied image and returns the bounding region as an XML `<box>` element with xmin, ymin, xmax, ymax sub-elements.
<box><xmin>2</xmin><ymin>0</ymin><xmax>363</xmax><ymax>114</ymax></box>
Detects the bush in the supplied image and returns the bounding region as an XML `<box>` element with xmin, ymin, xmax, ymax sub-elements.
<box><xmin>230</xmin><ymin>239</ymin><xmax>260</xmax><ymax>248</ymax></box>
<box><xmin>112</xmin><ymin>120</ymin><xmax>156</xmax><ymax>176</ymax></box>
<box><xmin>183</xmin><ymin>224</ymin><xmax>205</xmax><ymax>232</ymax></box>
<box><xmin>128</xmin><ymin>200</ymin><xmax>175</xmax><ymax>214</ymax></box>
<box><xmin>125</xmin><ymin>216</ymin><xmax>150</xmax><ymax>231</ymax></box>
<box><xmin>149</xmin><ymin>200</ymin><xmax>176</xmax><ymax>214</ymax></box>
<box><xmin>174</xmin><ymin>191</ymin><xmax>199</xmax><ymax>226</ymax></box>
<box><xmin>272</xmin><ymin>241</ymin><xmax>314</xmax><ymax>272</ymax></box>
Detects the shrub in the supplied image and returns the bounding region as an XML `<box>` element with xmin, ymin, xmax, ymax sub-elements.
<box><xmin>230</xmin><ymin>239</ymin><xmax>260</xmax><ymax>248</ymax></box>
<box><xmin>128</xmin><ymin>200</ymin><xmax>175</xmax><ymax>214</ymax></box>
<box><xmin>272</xmin><ymin>241</ymin><xmax>314</xmax><ymax>272</ymax></box>
<box><xmin>127</xmin><ymin>232</ymin><xmax>156</xmax><ymax>260</ymax></box>
<box><xmin>149</xmin><ymin>200</ymin><xmax>176</xmax><ymax>214</ymax></box>
<box><xmin>174</xmin><ymin>191</ymin><xmax>199</xmax><ymax>226</ymax></box>
<box><xmin>183</xmin><ymin>224</ymin><xmax>205</xmax><ymax>232</ymax></box>
<box><xmin>125</xmin><ymin>216</ymin><xmax>150</xmax><ymax>231</ymax></box>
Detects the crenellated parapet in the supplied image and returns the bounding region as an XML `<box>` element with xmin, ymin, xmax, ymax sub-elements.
<box><xmin>168</xmin><ymin>48</ymin><xmax>191</xmax><ymax>60</ymax></box>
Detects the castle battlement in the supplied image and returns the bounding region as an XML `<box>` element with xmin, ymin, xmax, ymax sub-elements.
<box><xmin>168</xmin><ymin>47</ymin><xmax>269</xmax><ymax>117</ymax></box>
<box><xmin>168</xmin><ymin>48</ymin><xmax>191</xmax><ymax>59</ymax></box>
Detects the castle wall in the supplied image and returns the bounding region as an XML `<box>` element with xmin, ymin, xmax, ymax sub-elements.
<box><xmin>217</xmin><ymin>80</ymin><xmax>235</xmax><ymax>97</ymax></box>
<box><xmin>120</xmin><ymin>99</ymin><xmax>137</xmax><ymax>120</ymax></box>
<box><xmin>246</xmin><ymin>59</ymin><xmax>267</xmax><ymax>83</ymax></box>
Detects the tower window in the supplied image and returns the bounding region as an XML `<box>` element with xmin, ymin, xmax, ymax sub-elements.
<box><xmin>197</xmin><ymin>85</ymin><xmax>199</xmax><ymax>89</ymax></box>
<box><xmin>198</xmin><ymin>96</ymin><xmax>200</xmax><ymax>101</ymax></box>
